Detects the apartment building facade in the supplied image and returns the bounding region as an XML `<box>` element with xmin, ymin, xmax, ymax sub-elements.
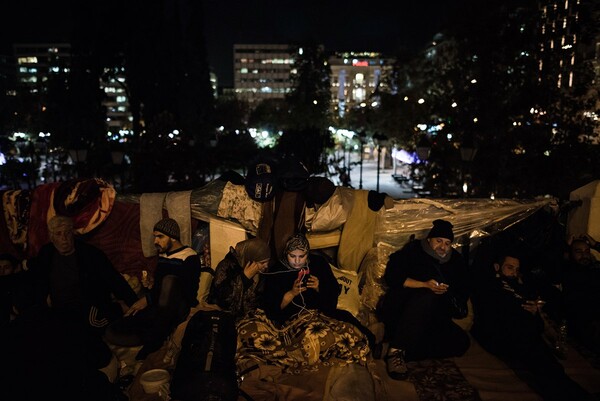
<box><xmin>233</xmin><ymin>44</ymin><xmax>295</xmax><ymax>107</ymax></box>
<box><xmin>329</xmin><ymin>51</ymin><xmax>392</xmax><ymax>118</ymax></box>
<box><xmin>13</xmin><ymin>43</ymin><xmax>71</xmax><ymax>93</ymax></box>
<box><xmin>232</xmin><ymin>44</ymin><xmax>393</xmax><ymax>117</ymax></box>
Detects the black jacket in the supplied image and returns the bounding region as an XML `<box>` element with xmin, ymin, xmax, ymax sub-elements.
<box><xmin>26</xmin><ymin>240</ymin><xmax>138</xmax><ymax>323</ymax></box>
<box><xmin>379</xmin><ymin>238</ymin><xmax>470</xmax><ymax>323</ymax></box>
<box><xmin>262</xmin><ymin>252</ymin><xmax>340</xmax><ymax>325</ymax></box>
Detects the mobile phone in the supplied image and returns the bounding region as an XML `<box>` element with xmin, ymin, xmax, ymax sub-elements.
<box><xmin>301</xmin><ymin>273</ymin><xmax>311</xmax><ymax>287</ymax></box>
<box><xmin>298</xmin><ymin>269</ymin><xmax>311</xmax><ymax>287</ymax></box>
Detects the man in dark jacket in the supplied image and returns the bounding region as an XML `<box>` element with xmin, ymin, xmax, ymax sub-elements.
<box><xmin>561</xmin><ymin>235</ymin><xmax>600</xmax><ymax>353</ymax></box>
<box><xmin>3</xmin><ymin>215</ymin><xmax>137</xmax><ymax>401</ymax></box>
<box><xmin>471</xmin><ymin>249</ymin><xmax>591</xmax><ymax>401</ymax></box>
<box><xmin>378</xmin><ymin>219</ymin><xmax>470</xmax><ymax>380</ymax></box>
<box><xmin>107</xmin><ymin>217</ymin><xmax>202</xmax><ymax>361</ymax></box>
<box><xmin>26</xmin><ymin>215</ymin><xmax>138</xmax><ymax>330</ymax></box>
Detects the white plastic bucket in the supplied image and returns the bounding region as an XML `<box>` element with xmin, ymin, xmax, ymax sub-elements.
<box><xmin>140</xmin><ymin>368</ymin><xmax>170</xmax><ymax>394</ymax></box>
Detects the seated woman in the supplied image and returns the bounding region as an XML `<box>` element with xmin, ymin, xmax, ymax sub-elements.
<box><xmin>207</xmin><ymin>237</ymin><xmax>271</xmax><ymax>321</ymax></box>
<box><xmin>236</xmin><ymin>233</ymin><xmax>371</xmax><ymax>373</ymax></box>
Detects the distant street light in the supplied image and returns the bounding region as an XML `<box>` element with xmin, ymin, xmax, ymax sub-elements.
<box><xmin>357</xmin><ymin>131</ymin><xmax>367</xmax><ymax>189</ymax></box>
<box><xmin>460</xmin><ymin>134</ymin><xmax>478</xmax><ymax>196</ymax></box>
<box><xmin>373</xmin><ymin>132</ymin><xmax>389</xmax><ymax>192</ymax></box>
<box><xmin>68</xmin><ymin>148</ymin><xmax>87</xmax><ymax>178</ymax></box>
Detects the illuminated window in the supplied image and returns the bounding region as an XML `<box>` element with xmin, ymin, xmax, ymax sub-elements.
<box><xmin>17</xmin><ymin>56</ymin><xmax>38</xmax><ymax>64</ymax></box>
<box><xmin>116</xmin><ymin>96</ymin><xmax>127</xmax><ymax>103</ymax></box>
<box><xmin>240</xmin><ymin>68</ymin><xmax>248</xmax><ymax>73</ymax></box>
<box><xmin>353</xmin><ymin>87</ymin><xmax>365</xmax><ymax>102</ymax></box>
<box><xmin>355</xmin><ymin>73</ymin><xmax>364</xmax><ymax>86</ymax></box>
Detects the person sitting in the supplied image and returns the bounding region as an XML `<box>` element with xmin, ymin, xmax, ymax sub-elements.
<box><xmin>377</xmin><ymin>219</ymin><xmax>470</xmax><ymax>380</ymax></box>
<box><xmin>106</xmin><ymin>217</ymin><xmax>202</xmax><ymax>361</ymax></box>
<box><xmin>207</xmin><ymin>237</ymin><xmax>271</xmax><ymax>322</ymax></box>
<box><xmin>0</xmin><ymin>253</ymin><xmax>20</xmax><ymax>326</ymax></box>
<box><xmin>3</xmin><ymin>215</ymin><xmax>136</xmax><ymax>401</ymax></box>
<box><xmin>24</xmin><ymin>215</ymin><xmax>138</xmax><ymax>331</ymax></box>
<box><xmin>470</xmin><ymin>248</ymin><xmax>591</xmax><ymax>401</ymax></box>
<box><xmin>561</xmin><ymin>234</ymin><xmax>600</xmax><ymax>353</ymax></box>
<box><xmin>234</xmin><ymin>233</ymin><xmax>370</xmax><ymax>373</ymax></box>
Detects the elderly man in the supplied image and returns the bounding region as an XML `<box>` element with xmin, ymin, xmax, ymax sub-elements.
<box><xmin>107</xmin><ymin>217</ymin><xmax>202</xmax><ymax>361</ymax></box>
<box><xmin>377</xmin><ymin>219</ymin><xmax>470</xmax><ymax>380</ymax></box>
<box><xmin>4</xmin><ymin>215</ymin><xmax>137</xmax><ymax>401</ymax></box>
<box><xmin>26</xmin><ymin>215</ymin><xmax>138</xmax><ymax>329</ymax></box>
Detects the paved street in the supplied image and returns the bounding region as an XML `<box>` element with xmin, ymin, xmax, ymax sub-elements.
<box><xmin>337</xmin><ymin>159</ymin><xmax>416</xmax><ymax>200</ymax></box>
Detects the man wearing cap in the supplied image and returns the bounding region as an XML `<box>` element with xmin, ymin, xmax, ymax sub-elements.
<box><xmin>109</xmin><ymin>217</ymin><xmax>202</xmax><ymax>360</ymax></box>
<box><xmin>377</xmin><ymin>219</ymin><xmax>471</xmax><ymax>380</ymax></box>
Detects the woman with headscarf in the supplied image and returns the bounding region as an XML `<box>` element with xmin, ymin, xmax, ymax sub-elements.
<box><xmin>208</xmin><ymin>237</ymin><xmax>271</xmax><ymax>322</ymax></box>
<box><xmin>235</xmin><ymin>233</ymin><xmax>370</xmax><ymax>374</ymax></box>
<box><xmin>261</xmin><ymin>232</ymin><xmax>340</xmax><ymax>324</ymax></box>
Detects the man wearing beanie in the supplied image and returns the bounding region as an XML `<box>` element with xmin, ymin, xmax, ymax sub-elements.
<box><xmin>377</xmin><ymin>219</ymin><xmax>471</xmax><ymax>380</ymax></box>
<box><xmin>107</xmin><ymin>217</ymin><xmax>203</xmax><ymax>361</ymax></box>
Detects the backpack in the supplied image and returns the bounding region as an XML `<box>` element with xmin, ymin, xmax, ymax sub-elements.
<box><xmin>170</xmin><ymin>310</ymin><xmax>238</xmax><ymax>401</ymax></box>
<box><xmin>245</xmin><ymin>160</ymin><xmax>276</xmax><ymax>202</ymax></box>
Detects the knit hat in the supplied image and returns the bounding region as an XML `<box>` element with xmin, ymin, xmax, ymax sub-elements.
<box><xmin>153</xmin><ymin>218</ymin><xmax>180</xmax><ymax>240</ymax></box>
<box><xmin>427</xmin><ymin>219</ymin><xmax>454</xmax><ymax>241</ymax></box>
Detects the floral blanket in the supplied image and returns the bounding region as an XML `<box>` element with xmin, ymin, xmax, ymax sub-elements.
<box><xmin>236</xmin><ymin>308</ymin><xmax>370</xmax><ymax>374</ymax></box>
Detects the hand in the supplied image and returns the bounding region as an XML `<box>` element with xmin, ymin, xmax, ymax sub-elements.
<box><xmin>581</xmin><ymin>233</ymin><xmax>598</xmax><ymax>248</ymax></box>
<box><xmin>141</xmin><ymin>270</ymin><xmax>153</xmax><ymax>289</ymax></box>
<box><xmin>305</xmin><ymin>275</ymin><xmax>320</xmax><ymax>292</ymax></box>
<box><xmin>522</xmin><ymin>300</ymin><xmax>539</xmax><ymax>315</ymax></box>
<box><xmin>425</xmin><ymin>279</ymin><xmax>448</xmax><ymax>295</ymax></box>
<box><xmin>290</xmin><ymin>278</ymin><xmax>306</xmax><ymax>297</ymax></box>
<box><xmin>124</xmin><ymin>297</ymin><xmax>148</xmax><ymax>316</ymax></box>
<box><xmin>243</xmin><ymin>261</ymin><xmax>265</xmax><ymax>279</ymax></box>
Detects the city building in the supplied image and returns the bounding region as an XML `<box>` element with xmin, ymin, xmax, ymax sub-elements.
<box><xmin>13</xmin><ymin>43</ymin><xmax>71</xmax><ymax>93</ymax></box>
<box><xmin>233</xmin><ymin>44</ymin><xmax>295</xmax><ymax>108</ymax></box>
<box><xmin>328</xmin><ymin>51</ymin><xmax>393</xmax><ymax>118</ymax></box>
<box><xmin>232</xmin><ymin>44</ymin><xmax>394</xmax><ymax>117</ymax></box>
<box><xmin>538</xmin><ymin>0</ymin><xmax>600</xmax><ymax>138</ymax></box>
<box><xmin>100</xmin><ymin>64</ymin><xmax>133</xmax><ymax>140</ymax></box>
<box><xmin>13</xmin><ymin>43</ymin><xmax>133</xmax><ymax>140</ymax></box>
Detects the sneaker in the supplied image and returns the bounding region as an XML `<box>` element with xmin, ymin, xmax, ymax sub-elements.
<box><xmin>385</xmin><ymin>348</ymin><xmax>408</xmax><ymax>380</ymax></box>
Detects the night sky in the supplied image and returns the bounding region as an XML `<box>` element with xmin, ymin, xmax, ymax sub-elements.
<box><xmin>2</xmin><ymin>0</ymin><xmax>466</xmax><ymax>87</ymax></box>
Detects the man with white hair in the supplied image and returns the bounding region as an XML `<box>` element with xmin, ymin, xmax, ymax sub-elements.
<box><xmin>5</xmin><ymin>215</ymin><xmax>138</xmax><ymax>400</ymax></box>
<box><xmin>27</xmin><ymin>215</ymin><xmax>138</xmax><ymax>329</ymax></box>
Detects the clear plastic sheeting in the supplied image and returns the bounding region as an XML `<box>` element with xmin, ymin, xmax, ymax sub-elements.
<box><xmin>374</xmin><ymin>197</ymin><xmax>553</xmax><ymax>251</ymax></box>
<box><xmin>117</xmin><ymin>180</ymin><xmax>227</xmax><ymax>221</ymax></box>
<box><xmin>359</xmin><ymin>197</ymin><xmax>553</xmax><ymax>321</ymax></box>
